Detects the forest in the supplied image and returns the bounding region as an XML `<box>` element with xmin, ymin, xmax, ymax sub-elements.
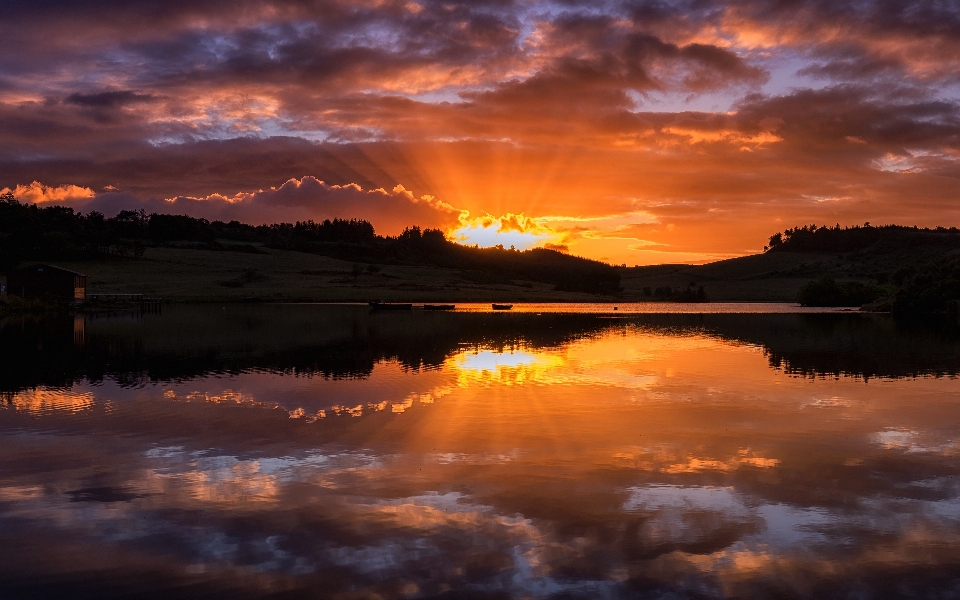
<box><xmin>765</xmin><ymin>222</ymin><xmax>960</xmax><ymax>254</ymax></box>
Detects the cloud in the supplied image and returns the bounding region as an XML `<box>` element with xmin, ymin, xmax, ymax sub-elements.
<box><xmin>4</xmin><ymin>181</ymin><xmax>95</xmax><ymax>204</ymax></box>
<box><xmin>234</xmin><ymin>178</ymin><xmax>459</xmax><ymax>233</ymax></box>
<box><xmin>65</xmin><ymin>90</ymin><xmax>155</xmax><ymax>108</ymax></box>
<box><xmin>10</xmin><ymin>177</ymin><xmax>459</xmax><ymax>236</ymax></box>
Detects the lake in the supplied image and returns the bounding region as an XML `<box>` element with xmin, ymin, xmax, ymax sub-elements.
<box><xmin>2</xmin><ymin>304</ymin><xmax>960</xmax><ymax>599</ymax></box>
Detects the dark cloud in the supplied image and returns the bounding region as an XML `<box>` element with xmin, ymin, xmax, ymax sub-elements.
<box><xmin>64</xmin><ymin>90</ymin><xmax>155</xmax><ymax>108</ymax></box>
<box><xmin>733</xmin><ymin>86</ymin><xmax>960</xmax><ymax>155</ymax></box>
<box><xmin>59</xmin><ymin>90</ymin><xmax>160</xmax><ymax>125</ymax></box>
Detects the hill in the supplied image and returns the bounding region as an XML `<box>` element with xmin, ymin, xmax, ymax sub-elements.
<box><xmin>0</xmin><ymin>192</ymin><xmax>620</xmax><ymax>297</ymax></box>
<box><xmin>624</xmin><ymin>224</ymin><xmax>960</xmax><ymax>307</ymax></box>
<box><xmin>10</xmin><ymin>245</ymin><xmax>616</xmax><ymax>304</ymax></box>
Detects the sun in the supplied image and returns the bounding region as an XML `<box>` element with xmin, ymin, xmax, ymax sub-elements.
<box><xmin>449</xmin><ymin>212</ymin><xmax>558</xmax><ymax>250</ymax></box>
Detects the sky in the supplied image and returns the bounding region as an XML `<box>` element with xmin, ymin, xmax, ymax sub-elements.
<box><xmin>1</xmin><ymin>0</ymin><xmax>960</xmax><ymax>264</ymax></box>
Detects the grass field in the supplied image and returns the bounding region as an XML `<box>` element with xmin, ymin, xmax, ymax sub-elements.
<box><xmin>622</xmin><ymin>252</ymin><xmax>858</xmax><ymax>302</ymax></box>
<box><xmin>47</xmin><ymin>246</ymin><xmax>606</xmax><ymax>303</ymax></box>
<box><xmin>5</xmin><ymin>244</ymin><xmax>909</xmax><ymax>304</ymax></box>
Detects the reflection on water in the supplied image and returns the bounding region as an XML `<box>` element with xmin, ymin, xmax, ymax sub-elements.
<box><xmin>459</xmin><ymin>348</ymin><xmax>543</xmax><ymax>370</ymax></box>
<box><xmin>6</xmin><ymin>388</ymin><xmax>94</xmax><ymax>414</ymax></box>
<box><xmin>450</xmin><ymin>302</ymin><xmax>851</xmax><ymax>313</ymax></box>
<box><xmin>2</xmin><ymin>305</ymin><xmax>960</xmax><ymax>599</ymax></box>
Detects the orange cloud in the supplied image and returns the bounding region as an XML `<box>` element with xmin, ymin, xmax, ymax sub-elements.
<box><xmin>660</xmin><ymin>126</ymin><xmax>782</xmax><ymax>147</ymax></box>
<box><xmin>5</xmin><ymin>181</ymin><xmax>95</xmax><ymax>204</ymax></box>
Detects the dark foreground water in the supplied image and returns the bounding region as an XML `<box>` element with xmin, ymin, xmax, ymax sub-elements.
<box><xmin>2</xmin><ymin>304</ymin><xmax>960</xmax><ymax>599</ymax></box>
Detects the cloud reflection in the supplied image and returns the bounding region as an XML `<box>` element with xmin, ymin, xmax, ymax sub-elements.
<box><xmin>3</xmin><ymin>388</ymin><xmax>94</xmax><ymax>414</ymax></box>
<box><xmin>3</xmin><ymin>316</ymin><xmax>960</xmax><ymax>597</ymax></box>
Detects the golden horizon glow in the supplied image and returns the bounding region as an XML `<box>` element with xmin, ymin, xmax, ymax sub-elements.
<box><xmin>448</xmin><ymin>211</ymin><xmax>562</xmax><ymax>251</ymax></box>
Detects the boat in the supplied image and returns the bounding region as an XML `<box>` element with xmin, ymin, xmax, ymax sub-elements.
<box><xmin>369</xmin><ymin>301</ymin><xmax>413</xmax><ymax>310</ymax></box>
<box><xmin>423</xmin><ymin>304</ymin><xmax>456</xmax><ymax>311</ymax></box>
<box><xmin>491</xmin><ymin>303</ymin><xmax>513</xmax><ymax>310</ymax></box>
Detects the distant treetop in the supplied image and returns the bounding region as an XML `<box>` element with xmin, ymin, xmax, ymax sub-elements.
<box><xmin>764</xmin><ymin>223</ymin><xmax>960</xmax><ymax>254</ymax></box>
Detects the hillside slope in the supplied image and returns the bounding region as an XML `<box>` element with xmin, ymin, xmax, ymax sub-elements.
<box><xmin>624</xmin><ymin>225</ymin><xmax>960</xmax><ymax>302</ymax></box>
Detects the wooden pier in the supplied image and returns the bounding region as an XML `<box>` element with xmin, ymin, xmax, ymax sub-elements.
<box><xmin>85</xmin><ymin>293</ymin><xmax>162</xmax><ymax>314</ymax></box>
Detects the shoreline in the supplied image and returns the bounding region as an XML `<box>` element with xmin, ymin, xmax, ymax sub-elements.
<box><xmin>0</xmin><ymin>298</ymin><xmax>873</xmax><ymax>321</ymax></box>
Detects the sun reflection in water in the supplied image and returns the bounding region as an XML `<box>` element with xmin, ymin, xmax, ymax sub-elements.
<box><xmin>457</xmin><ymin>349</ymin><xmax>543</xmax><ymax>371</ymax></box>
<box><xmin>448</xmin><ymin>340</ymin><xmax>664</xmax><ymax>391</ymax></box>
<box><xmin>452</xmin><ymin>349</ymin><xmax>564</xmax><ymax>386</ymax></box>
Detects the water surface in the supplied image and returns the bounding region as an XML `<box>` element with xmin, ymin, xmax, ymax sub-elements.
<box><xmin>2</xmin><ymin>305</ymin><xmax>960</xmax><ymax>599</ymax></box>
<box><xmin>415</xmin><ymin>302</ymin><xmax>852</xmax><ymax>313</ymax></box>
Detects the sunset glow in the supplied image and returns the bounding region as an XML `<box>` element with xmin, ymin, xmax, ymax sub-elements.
<box><xmin>449</xmin><ymin>212</ymin><xmax>558</xmax><ymax>250</ymax></box>
<box><xmin>2</xmin><ymin>1</ymin><xmax>959</xmax><ymax>263</ymax></box>
<box><xmin>452</xmin><ymin>223</ymin><xmax>549</xmax><ymax>249</ymax></box>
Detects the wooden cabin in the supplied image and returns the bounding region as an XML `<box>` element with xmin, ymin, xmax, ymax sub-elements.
<box><xmin>7</xmin><ymin>264</ymin><xmax>87</xmax><ymax>303</ymax></box>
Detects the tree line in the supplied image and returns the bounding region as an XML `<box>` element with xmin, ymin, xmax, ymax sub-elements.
<box><xmin>765</xmin><ymin>223</ymin><xmax>960</xmax><ymax>254</ymax></box>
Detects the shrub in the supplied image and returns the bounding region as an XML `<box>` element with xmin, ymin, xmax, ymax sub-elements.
<box><xmin>797</xmin><ymin>277</ymin><xmax>884</xmax><ymax>307</ymax></box>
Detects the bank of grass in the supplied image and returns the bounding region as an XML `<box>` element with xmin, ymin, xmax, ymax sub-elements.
<box><xmin>8</xmin><ymin>241</ymin><xmax>951</xmax><ymax>306</ymax></box>
<box><xmin>6</xmin><ymin>245</ymin><xmax>890</xmax><ymax>304</ymax></box>
<box><xmin>621</xmin><ymin>252</ymin><xmax>871</xmax><ymax>302</ymax></box>
<box><xmin>45</xmin><ymin>246</ymin><xmax>608</xmax><ymax>303</ymax></box>
<box><xmin>0</xmin><ymin>295</ymin><xmax>64</xmax><ymax>318</ymax></box>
